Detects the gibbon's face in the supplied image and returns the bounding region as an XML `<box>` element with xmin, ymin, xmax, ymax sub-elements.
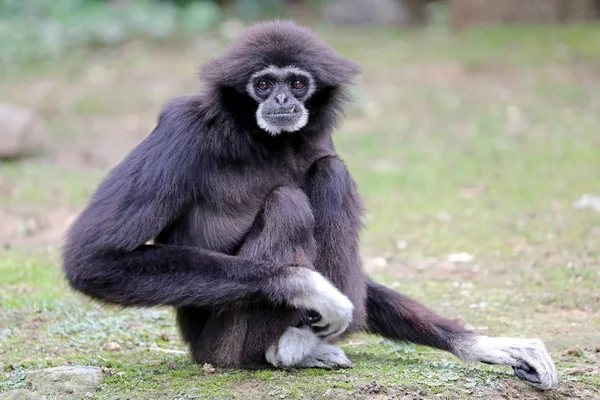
<box><xmin>246</xmin><ymin>66</ymin><xmax>316</xmax><ymax>135</ymax></box>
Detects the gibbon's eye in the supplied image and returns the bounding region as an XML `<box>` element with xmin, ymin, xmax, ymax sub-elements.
<box><xmin>256</xmin><ymin>80</ymin><xmax>270</xmax><ymax>91</ymax></box>
<box><xmin>291</xmin><ymin>79</ymin><xmax>306</xmax><ymax>90</ymax></box>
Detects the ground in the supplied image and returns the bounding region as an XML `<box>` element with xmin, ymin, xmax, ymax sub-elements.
<box><xmin>1</xmin><ymin>23</ymin><xmax>600</xmax><ymax>399</ymax></box>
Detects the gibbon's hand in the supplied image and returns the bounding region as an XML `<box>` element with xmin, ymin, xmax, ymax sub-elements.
<box><xmin>288</xmin><ymin>268</ymin><xmax>354</xmax><ymax>339</ymax></box>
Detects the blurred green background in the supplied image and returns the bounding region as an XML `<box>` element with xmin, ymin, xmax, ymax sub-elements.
<box><xmin>1</xmin><ymin>1</ymin><xmax>600</xmax><ymax>399</ymax></box>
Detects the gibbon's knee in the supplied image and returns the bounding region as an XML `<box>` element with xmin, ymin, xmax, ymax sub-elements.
<box><xmin>307</xmin><ymin>156</ymin><xmax>352</xmax><ymax>190</ymax></box>
<box><xmin>311</xmin><ymin>155</ymin><xmax>347</xmax><ymax>176</ymax></box>
<box><xmin>238</xmin><ymin>186</ymin><xmax>317</xmax><ymax>267</ymax></box>
<box><xmin>262</xmin><ymin>186</ymin><xmax>315</xmax><ymax>234</ymax></box>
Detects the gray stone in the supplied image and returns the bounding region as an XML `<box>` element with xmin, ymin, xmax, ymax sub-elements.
<box><xmin>0</xmin><ymin>389</ymin><xmax>43</xmax><ymax>400</ymax></box>
<box><xmin>0</xmin><ymin>103</ymin><xmax>47</xmax><ymax>159</ymax></box>
<box><xmin>26</xmin><ymin>366</ymin><xmax>103</xmax><ymax>398</ymax></box>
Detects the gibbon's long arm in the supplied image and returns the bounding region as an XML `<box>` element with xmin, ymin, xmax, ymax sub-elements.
<box><xmin>62</xmin><ymin>102</ymin><xmax>337</xmax><ymax>311</ymax></box>
<box><xmin>304</xmin><ymin>155</ymin><xmax>367</xmax><ymax>328</ymax></box>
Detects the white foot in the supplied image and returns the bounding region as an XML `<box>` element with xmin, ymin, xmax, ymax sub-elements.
<box><xmin>265</xmin><ymin>327</ymin><xmax>352</xmax><ymax>369</ymax></box>
<box><xmin>455</xmin><ymin>336</ymin><xmax>558</xmax><ymax>390</ymax></box>
<box><xmin>265</xmin><ymin>327</ymin><xmax>319</xmax><ymax>368</ymax></box>
<box><xmin>311</xmin><ymin>342</ymin><xmax>353</xmax><ymax>368</ymax></box>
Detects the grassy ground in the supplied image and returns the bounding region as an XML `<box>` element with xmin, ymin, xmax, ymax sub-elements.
<box><xmin>1</xmin><ymin>21</ymin><xmax>600</xmax><ymax>399</ymax></box>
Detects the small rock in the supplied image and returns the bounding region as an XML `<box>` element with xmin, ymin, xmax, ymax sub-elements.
<box><xmin>26</xmin><ymin>366</ymin><xmax>103</xmax><ymax>398</ymax></box>
<box><xmin>564</xmin><ymin>346</ymin><xmax>583</xmax><ymax>356</ymax></box>
<box><xmin>396</xmin><ymin>240</ymin><xmax>408</xmax><ymax>250</ymax></box>
<box><xmin>101</xmin><ymin>366</ymin><xmax>116</xmax><ymax>375</ymax></box>
<box><xmin>158</xmin><ymin>332</ymin><xmax>170</xmax><ymax>341</ymax></box>
<box><xmin>85</xmin><ymin>392</ymin><xmax>94</xmax><ymax>398</ymax></box>
<box><xmin>469</xmin><ymin>302</ymin><xmax>487</xmax><ymax>309</ymax></box>
<box><xmin>448</xmin><ymin>252</ymin><xmax>475</xmax><ymax>263</ymax></box>
<box><xmin>103</xmin><ymin>342</ymin><xmax>121</xmax><ymax>351</ymax></box>
<box><xmin>17</xmin><ymin>217</ymin><xmax>38</xmax><ymax>237</ymax></box>
<box><xmin>203</xmin><ymin>363</ymin><xmax>216</xmax><ymax>375</ymax></box>
<box><xmin>0</xmin><ymin>103</ymin><xmax>47</xmax><ymax>159</ymax></box>
<box><xmin>573</xmin><ymin>194</ymin><xmax>600</xmax><ymax>212</ymax></box>
<box><xmin>364</xmin><ymin>256</ymin><xmax>387</xmax><ymax>272</ymax></box>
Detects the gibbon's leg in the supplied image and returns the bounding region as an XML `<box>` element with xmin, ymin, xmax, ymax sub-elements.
<box><xmin>266</xmin><ymin>155</ymin><xmax>367</xmax><ymax>369</ymax></box>
<box><xmin>237</xmin><ymin>185</ymin><xmax>353</xmax><ymax>343</ymax></box>
<box><xmin>366</xmin><ymin>279</ymin><xmax>558</xmax><ymax>390</ymax></box>
<box><xmin>183</xmin><ymin>186</ymin><xmax>314</xmax><ymax>367</ymax></box>
<box><xmin>239</xmin><ymin>186</ymin><xmax>353</xmax><ymax>369</ymax></box>
<box><xmin>182</xmin><ymin>186</ymin><xmax>354</xmax><ymax>368</ymax></box>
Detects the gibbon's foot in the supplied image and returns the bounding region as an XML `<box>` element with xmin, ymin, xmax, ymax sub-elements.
<box><xmin>288</xmin><ymin>268</ymin><xmax>354</xmax><ymax>339</ymax></box>
<box><xmin>310</xmin><ymin>342</ymin><xmax>352</xmax><ymax>368</ymax></box>
<box><xmin>291</xmin><ymin>344</ymin><xmax>353</xmax><ymax>369</ymax></box>
<box><xmin>266</xmin><ymin>327</ymin><xmax>319</xmax><ymax>368</ymax></box>
<box><xmin>455</xmin><ymin>336</ymin><xmax>558</xmax><ymax>390</ymax></box>
<box><xmin>265</xmin><ymin>327</ymin><xmax>352</xmax><ymax>369</ymax></box>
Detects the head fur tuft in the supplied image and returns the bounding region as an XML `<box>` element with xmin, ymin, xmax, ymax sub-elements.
<box><xmin>200</xmin><ymin>20</ymin><xmax>360</xmax><ymax>90</ymax></box>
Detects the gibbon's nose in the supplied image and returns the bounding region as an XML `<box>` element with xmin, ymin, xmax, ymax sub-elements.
<box><xmin>275</xmin><ymin>93</ymin><xmax>288</xmax><ymax>104</ymax></box>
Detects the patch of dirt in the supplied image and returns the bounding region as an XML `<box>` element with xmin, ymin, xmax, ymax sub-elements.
<box><xmin>355</xmin><ymin>380</ymin><xmax>383</xmax><ymax>395</ymax></box>
<box><xmin>0</xmin><ymin>207</ymin><xmax>75</xmax><ymax>248</ymax></box>
<box><xmin>364</xmin><ymin>63</ymin><xmax>531</xmax><ymax>107</ymax></box>
<box><xmin>560</xmin><ymin>346</ymin><xmax>600</xmax><ymax>371</ymax></box>
<box><xmin>372</xmin><ymin>380</ymin><xmax>600</xmax><ymax>400</ymax></box>
<box><xmin>493</xmin><ymin>380</ymin><xmax>600</xmax><ymax>400</ymax></box>
<box><xmin>564</xmin><ymin>365</ymin><xmax>600</xmax><ymax>377</ymax></box>
<box><xmin>369</xmin><ymin>63</ymin><xmax>600</xmax><ymax>103</ymax></box>
<box><xmin>362</xmin><ymin>252</ymin><xmax>498</xmax><ymax>283</ymax></box>
<box><xmin>48</xmin><ymin>112</ymin><xmax>157</xmax><ymax>169</ymax></box>
<box><xmin>370</xmin><ymin>384</ymin><xmax>434</xmax><ymax>400</ymax></box>
<box><xmin>232</xmin><ymin>380</ymin><xmax>270</xmax><ymax>400</ymax></box>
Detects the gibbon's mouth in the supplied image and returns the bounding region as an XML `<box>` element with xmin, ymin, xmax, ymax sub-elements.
<box><xmin>266</xmin><ymin>106</ymin><xmax>300</xmax><ymax>116</ymax></box>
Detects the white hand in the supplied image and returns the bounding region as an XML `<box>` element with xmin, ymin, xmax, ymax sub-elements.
<box><xmin>288</xmin><ymin>268</ymin><xmax>354</xmax><ymax>339</ymax></box>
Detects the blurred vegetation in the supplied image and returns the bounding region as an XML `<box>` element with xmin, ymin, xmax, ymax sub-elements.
<box><xmin>0</xmin><ymin>0</ymin><xmax>312</xmax><ymax>67</ymax></box>
<box><xmin>2</xmin><ymin>0</ymin><xmax>599</xmax><ymax>68</ymax></box>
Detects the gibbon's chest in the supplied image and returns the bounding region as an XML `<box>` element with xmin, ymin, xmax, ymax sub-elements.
<box><xmin>186</xmin><ymin>150</ymin><xmax>317</xmax><ymax>253</ymax></box>
<box><xmin>202</xmin><ymin>143</ymin><xmax>321</xmax><ymax>209</ymax></box>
